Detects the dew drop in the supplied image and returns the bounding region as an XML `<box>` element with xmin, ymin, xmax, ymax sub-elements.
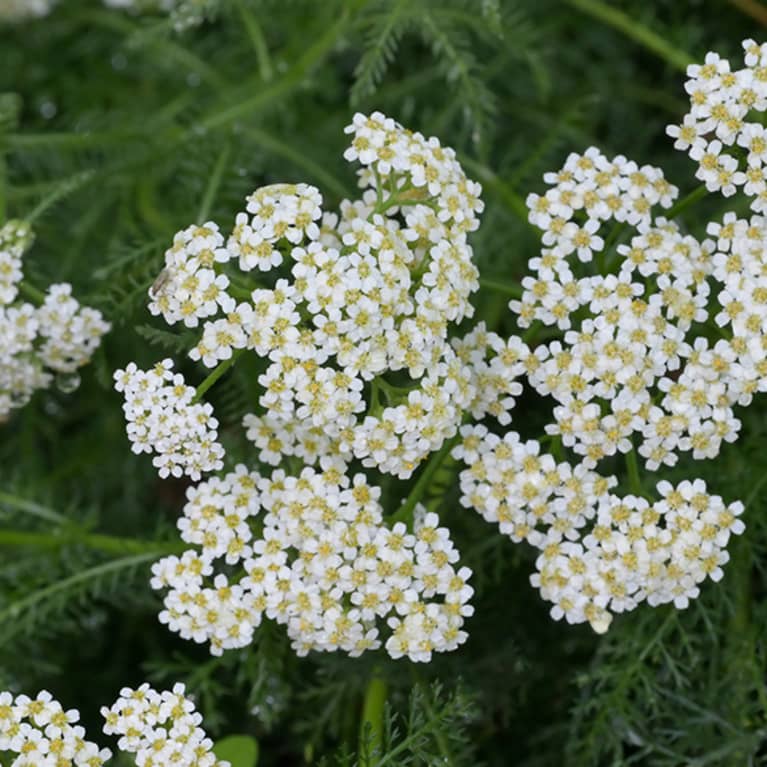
<box><xmin>55</xmin><ymin>372</ymin><xmax>81</xmax><ymax>394</ymax></box>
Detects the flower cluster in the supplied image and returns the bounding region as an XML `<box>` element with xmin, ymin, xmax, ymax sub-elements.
<box><xmin>0</xmin><ymin>220</ymin><xmax>110</xmax><ymax>421</ymax></box>
<box><xmin>114</xmin><ymin>359</ymin><xmax>224</xmax><ymax>480</ymax></box>
<box><xmin>120</xmin><ymin>112</ymin><xmax>484</xmax><ymax>481</ymax></box>
<box><xmin>0</xmin><ymin>684</ymin><xmax>227</xmax><ymax>767</ymax></box>
<box><xmin>118</xmin><ymin>106</ymin><xmax>753</xmax><ymax>650</ymax></box>
<box><xmin>708</xmin><ymin>212</ymin><xmax>767</xmax><ymax>382</ymax></box>
<box><xmin>102</xmin><ymin>683</ymin><xmax>228</xmax><ymax>767</ymax></box>
<box><xmin>669</xmin><ymin>40</ymin><xmax>767</xmax><ymax>210</ymax></box>
<box><xmin>533</xmin><ymin>480</ymin><xmax>744</xmax><ymax>632</ymax></box>
<box><xmin>148</xmin><ymin>223</ymin><xmax>233</xmax><ymax>328</ymax></box>
<box><xmin>516</xmin><ymin>147</ymin><xmax>678</xmax><ymax>329</ymax></box>
<box><xmin>151</xmin><ymin>466</ymin><xmax>473</xmax><ymax>662</ymax></box>
<box><xmin>502</xmin><ymin>147</ymin><xmax>751</xmax><ymax>472</ymax></box>
<box><xmin>523</xmin><ymin>146</ymin><xmax>676</xmax><ymax>276</ymax></box>
<box><xmin>0</xmin><ymin>689</ymin><xmax>111</xmax><ymax>766</ymax></box>
<box><xmin>449</xmin><ymin>67</ymin><xmax>759</xmax><ymax>632</ymax></box>
<box><xmin>452</xmin><ymin>426</ymin><xmax>744</xmax><ymax>631</ymax></box>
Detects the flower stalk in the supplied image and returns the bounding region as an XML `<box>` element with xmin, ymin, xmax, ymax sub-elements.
<box><xmin>359</xmin><ymin>670</ymin><xmax>387</xmax><ymax>766</ymax></box>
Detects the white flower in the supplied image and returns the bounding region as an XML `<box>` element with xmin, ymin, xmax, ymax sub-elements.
<box><xmin>0</xmin><ymin>689</ymin><xmax>111</xmax><ymax>765</ymax></box>
<box><xmin>114</xmin><ymin>359</ymin><xmax>224</xmax><ymax>480</ymax></box>
<box><xmin>151</xmin><ymin>465</ymin><xmax>472</xmax><ymax>661</ymax></box>
<box><xmin>0</xmin><ymin>221</ymin><xmax>109</xmax><ymax>421</ymax></box>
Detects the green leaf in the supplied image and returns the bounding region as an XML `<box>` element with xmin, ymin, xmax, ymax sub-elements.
<box><xmin>213</xmin><ymin>735</ymin><xmax>260</xmax><ymax>767</ymax></box>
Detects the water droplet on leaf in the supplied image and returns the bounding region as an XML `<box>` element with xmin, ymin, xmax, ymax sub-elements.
<box><xmin>55</xmin><ymin>373</ymin><xmax>81</xmax><ymax>394</ymax></box>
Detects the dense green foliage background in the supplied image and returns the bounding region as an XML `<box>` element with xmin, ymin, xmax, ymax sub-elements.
<box><xmin>1</xmin><ymin>0</ymin><xmax>766</xmax><ymax>764</ymax></box>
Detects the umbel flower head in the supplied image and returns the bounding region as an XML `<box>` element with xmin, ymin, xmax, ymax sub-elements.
<box><xmin>117</xmin><ymin>110</ymin><xmax>749</xmax><ymax>652</ymax></box>
<box><xmin>454</xmin><ymin>424</ymin><xmax>744</xmax><ymax>632</ymax></box>
<box><xmin>114</xmin><ymin>112</ymin><xmax>481</xmax><ymax>661</ymax></box>
<box><xmin>668</xmin><ymin>39</ymin><xmax>767</xmax><ymax>211</ymax></box>
<box><xmin>0</xmin><ymin>683</ymin><xmax>228</xmax><ymax>766</ymax></box>
<box><xmin>120</xmin><ymin>111</ymin><xmax>485</xmax><ymax>481</ymax></box>
<box><xmin>151</xmin><ymin>465</ymin><xmax>473</xmax><ymax>662</ymax></box>
<box><xmin>0</xmin><ymin>689</ymin><xmax>111</xmax><ymax>766</ymax></box>
<box><xmin>451</xmin><ymin>136</ymin><xmax>751</xmax><ymax>632</ymax></box>
<box><xmin>0</xmin><ymin>220</ymin><xmax>110</xmax><ymax>422</ymax></box>
<box><xmin>114</xmin><ymin>359</ymin><xmax>224</xmax><ymax>481</ymax></box>
<box><xmin>101</xmin><ymin>682</ymin><xmax>228</xmax><ymax>766</ymax></box>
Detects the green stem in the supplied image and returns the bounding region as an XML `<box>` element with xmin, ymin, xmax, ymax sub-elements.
<box><xmin>228</xmin><ymin>281</ymin><xmax>256</xmax><ymax>301</ymax></box>
<box><xmin>602</xmin><ymin>221</ymin><xmax>626</xmax><ymax>256</ymax></box>
<box><xmin>390</xmin><ymin>436</ymin><xmax>459</xmax><ymax>527</ymax></box>
<box><xmin>359</xmin><ymin>670</ymin><xmax>387</xmax><ymax>766</ymax></box>
<box><xmin>665</xmin><ymin>184</ymin><xmax>708</xmax><ymax>219</ymax></box>
<box><xmin>27</xmin><ymin>170</ymin><xmax>95</xmax><ymax>223</ymax></box>
<box><xmin>374</xmin><ymin>376</ymin><xmax>416</xmax><ymax>400</ymax></box>
<box><xmin>197</xmin><ymin>143</ymin><xmax>231</xmax><ymax>224</ymax></box>
<box><xmin>549</xmin><ymin>434</ymin><xmax>563</xmax><ymax>463</ymax></box>
<box><xmin>522</xmin><ymin>321</ymin><xmax>542</xmax><ymax>345</ymax></box>
<box><xmin>199</xmin><ymin>8</ymin><xmax>351</xmax><ymax>133</ymax></box>
<box><xmin>19</xmin><ymin>281</ymin><xmax>47</xmax><ymax>303</ymax></box>
<box><xmin>193</xmin><ymin>349</ymin><xmax>244</xmax><ymax>402</ymax></box>
<box><xmin>0</xmin><ymin>491</ymin><xmax>65</xmax><ymax>524</ymax></box>
<box><xmin>625</xmin><ymin>448</ymin><xmax>643</xmax><ymax>497</ymax></box>
<box><xmin>234</xmin><ymin>0</ymin><xmax>274</xmax><ymax>82</ymax></box>
<box><xmin>728</xmin><ymin>0</ymin><xmax>767</xmax><ymax>25</ymax></box>
<box><xmin>370</xmin><ymin>379</ymin><xmax>382</xmax><ymax>413</ymax></box>
<box><xmin>479</xmin><ymin>277</ymin><xmax>523</xmax><ymax>299</ymax></box>
<box><xmin>0</xmin><ymin>527</ymin><xmax>186</xmax><ymax>556</ymax></box>
<box><xmin>564</xmin><ymin>0</ymin><xmax>693</xmax><ymax>71</ymax></box>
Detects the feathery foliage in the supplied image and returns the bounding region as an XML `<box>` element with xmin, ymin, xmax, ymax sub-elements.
<box><xmin>1</xmin><ymin>1</ymin><xmax>767</xmax><ymax>765</ymax></box>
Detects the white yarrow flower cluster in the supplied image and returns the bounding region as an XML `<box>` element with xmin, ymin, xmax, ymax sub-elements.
<box><xmin>114</xmin><ymin>359</ymin><xmax>224</xmax><ymax>480</ymax></box>
<box><xmin>0</xmin><ymin>220</ymin><xmax>110</xmax><ymax>421</ymax></box>
<box><xmin>126</xmin><ymin>113</ymin><xmax>484</xmax><ymax>481</ymax></box>
<box><xmin>453</xmin><ymin>426</ymin><xmax>744</xmax><ymax>632</ymax></box>
<box><xmin>148</xmin><ymin>222</ymin><xmax>234</xmax><ymax>328</ymax></box>
<box><xmin>532</xmin><ymin>480</ymin><xmax>744</xmax><ymax>632</ymax></box>
<box><xmin>451</xmin><ymin>127</ymin><xmax>755</xmax><ymax>632</ymax></box>
<box><xmin>516</xmin><ymin>147</ymin><xmax>678</xmax><ymax>329</ymax></box>
<box><xmin>0</xmin><ymin>689</ymin><xmax>111</xmax><ymax>766</ymax></box>
<box><xmin>0</xmin><ymin>684</ymin><xmax>227</xmax><ymax>767</ymax></box>
<box><xmin>669</xmin><ymin>40</ymin><xmax>767</xmax><ymax>210</ymax></box>
<box><xmin>151</xmin><ymin>465</ymin><xmax>473</xmax><ymax>662</ymax></box>
<box><xmin>122</xmin><ymin>107</ymin><xmax>753</xmax><ymax>648</ymax></box>
<box><xmin>102</xmin><ymin>683</ymin><xmax>229</xmax><ymax>767</ymax></box>
<box><xmin>505</xmin><ymin>147</ymin><xmax>749</xmax><ymax>472</ymax></box>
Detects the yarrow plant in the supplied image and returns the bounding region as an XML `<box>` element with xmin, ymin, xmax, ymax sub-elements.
<box><xmin>113</xmin><ymin>101</ymin><xmax>761</xmax><ymax>652</ymax></box>
<box><xmin>0</xmin><ymin>684</ymin><xmax>227</xmax><ymax>766</ymax></box>
<box><xmin>451</xmin><ymin>136</ymin><xmax>751</xmax><ymax>631</ymax></box>
<box><xmin>118</xmin><ymin>111</ymin><xmax>483</xmax><ymax>662</ymax></box>
<box><xmin>0</xmin><ymin>219</ymin><xmax>109</xmax><ymax>421</ymax></box>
